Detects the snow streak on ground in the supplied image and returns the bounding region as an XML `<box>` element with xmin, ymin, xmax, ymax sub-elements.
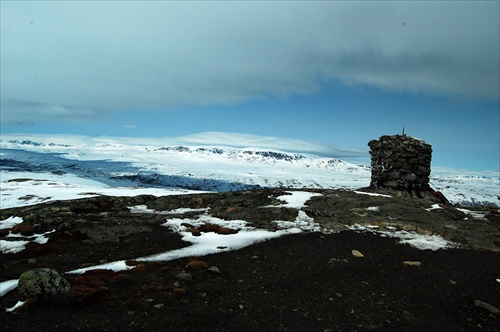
<box><xmin>347</xmin><ymin>224</ymin><xmax>459</xmax><ymax>251</ymax></box>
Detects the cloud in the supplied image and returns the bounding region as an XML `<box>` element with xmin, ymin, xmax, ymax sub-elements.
<box><xmin>1</xmin><ymin>1</ymin><xmax>498</xmax><ymax>124</ymax></box>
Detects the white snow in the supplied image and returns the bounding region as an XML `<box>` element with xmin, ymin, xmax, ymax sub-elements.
<box><xmin>274</xmin><ymin>210</ymin><xmax>322</xmax><ymax>232</ymax></box>
<box><xmin>6</xmin><ymin>301</ymin><xmax>26</xmax><ymax>312</ymax></box>
<box><xmin>0</xmin><ymin>216</ymin><xmax>23</xmax><ymax>229</ymax></box>
<box><xmin>425</xmin><ymin>204</ymin><xmax>443</xmax><ymax>211</ymax></box>
<box><xmin>457</xmin><ymin>208</ymin><xmax>488</xmax><ymax>221</ymax></box>
<box><xmin>0</xmin><ymin>239</ymin><xmax>30</xmax><ymax>254</ymax></box>
<box><xmin>128</xmin><ymin>205</ymin><xmax>209</xmax><ymax>215</ymax></box>
<box><xmin>0</xmin><ymin>171</ymin><xmax>206</xmax><ymax>209</ymax></box>
<box><xmin>274</xmin><ymin>191</ymin><xmax>323</xmax><ymax>208</ymax></box>
<box><xmin>354</xmin><ymin>191</ymin><xmax>392</xmax><ymax>198</ymax></box>
<box><xmin>0</xmin><ymin>279</ymin><xmax>19</xmax><ymax>297</ymax></box>
<box><xmin>1</xmin><ymin>134</ymin><xmax>499</xmax><ymax>206</ymax></box>
<box><xmin>0</xmin><ymin>222</ymin><xmax>56</xmax><ymax>254</ymax></box>
<box><xmin>347</xmin><ymin>224</ymin><xmax>458</xmax><ymax>251</ymax></box>
<box><xmin>68</xmin><ymin>260</ymin><xmax>135</xmax><ymax>275</ymax></box>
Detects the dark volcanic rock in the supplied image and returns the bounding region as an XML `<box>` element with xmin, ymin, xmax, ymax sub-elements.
<box><xmin>1</xmin><ymin>188</ymin><xmax>500</xmax><ymax>331</ymax></box>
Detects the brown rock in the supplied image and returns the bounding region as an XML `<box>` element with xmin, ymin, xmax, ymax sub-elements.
<box><xmin>186</xmin><ymin>260</ymin><xmax>209</xmax><ymax>270</ymax></box>
<box><xmin>11</xmin><ymin>222</ymin><xmax>36</xmax><ymax>236</ymax></box>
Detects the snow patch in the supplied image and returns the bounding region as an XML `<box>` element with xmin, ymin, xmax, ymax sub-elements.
<box><xmin>128</xmin><ymin>205</ymin><xmax>209</xmax><ymax>215</ymax></box>
<box><xmin>68</xmin><ymin>260</ymin><xmax>135</xmax><ymax>275</ymax></box>
<box><xmin>275</xmin><ymin>210</ymin><xmax>322</xmax><ymax>232</ymax></box>
<box><xmin>0</xmin><ymin>279</ymin><xmax>18</xmax><ymax>297</ymax></box>
<box><xmin>347</xmin><ymin>224</ymin><xmax>457</xmax><ymax>251</ymax></box>
<box><xmin>274</xmin><ymin>191</ymin><xmax>322</xmax><ymax>208</ymax></box>
<box><xmin>0</xmin><ymin>216</ymin><xmax>24</xmax><ymax>230</ymax></box>
<box><xmin>354</xmin><ymin>191</ymin><xmax>392</xmax><ymax>198</ymax></box>
<box><xmin>425</xmin><ymin>204</ymin><xmax>443</xmax><ymax>211</ymax></box>
<box><xmin>1</xmin><ymin>229</ymin><xmax>56</xmax><ymax>254</ymax></box>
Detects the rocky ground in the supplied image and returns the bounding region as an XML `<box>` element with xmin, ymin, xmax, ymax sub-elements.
<box><xmin>1</xmin><ymin>188</ymin><xmax>499</xmax><ymax>331</ymax></box>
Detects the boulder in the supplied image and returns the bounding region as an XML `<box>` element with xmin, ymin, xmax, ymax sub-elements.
<box><xmin>18</xmin><ymin>268</ymin><xmax>71</xmax><ymax>300</ymax></box>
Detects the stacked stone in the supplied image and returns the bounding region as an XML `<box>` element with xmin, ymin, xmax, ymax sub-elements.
<box><xmin>368</xmin><ymin>135</ymin><xmax>432</xmax><ymax>192</ymax></box>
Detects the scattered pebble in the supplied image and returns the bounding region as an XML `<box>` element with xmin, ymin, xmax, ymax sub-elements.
<box><xmin>352</xmin><ymin>250</ymin><xmax>364</xmax><ymax>258</ymax></box>
<box><xmin>474</xmin><ymin>300</ymin><xmax>500</xmax><ymax>314</ymax></box>
<box><xmin>175</xmin><ymin>271</ymin><xmax>193</xmax><ymax>281</ymax></box>
<box><xmin>173</xmin><ymin>287</ymin><xmax>187</xmax><ymax>295</ymax></box>
<box><xmin>403</xmin><ymin>261</ymin><xmax>422</xmax><ymax>267</ymax></box>
<box><xmin>208</xmin><ymin>266</ymin><xmax>222</xmax><ymax>274</ymax></box>
<box><xmin>186</xmin><ymin>260</ymin><xmax>209</xmax><ymax>270</ymax></box>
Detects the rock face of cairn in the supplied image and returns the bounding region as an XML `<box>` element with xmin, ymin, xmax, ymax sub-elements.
<box><xmin>368</xmin><ymin>135</ymin><xmax>432</xmax><ymax>193</ymax></box>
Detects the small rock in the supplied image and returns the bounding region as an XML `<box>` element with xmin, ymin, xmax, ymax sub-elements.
<box><xmin>173</xmin><ymin>287</ymin><xmax>187</xmax><ymax>295</ymax></box>
<box><xmin>175</xmin><ymin>271</ymin><xmax>193</xmax><ymax>281</ymax></box>
<box><xmin>238</xmin><ymin>304</ymin><xmax>244</xmax><ymax>310</ymax></box>
<box><xmin>153</xmin><ymin>303</ymin><xmax>164</xmax><ymax>308</ymax></box>
<box><xmin>11</xmin><ymin>222</ymin><xmax>36</xmax><ymax>236</ymax></box>
<box><xmin>328</xmin><ymin>257</ymin><xmax>349</xmax><ymax>264</ymax></box>
<box><xmin>208</xmin><ymin>266</ymin><xmax>222</xmax><ymax>274</ymax></box>
<box><xmin>474</xmin><ymin>300</ymin><xmax>500</xmax><ymax>314</ymax></box>
<box><xmin>198</xmin><ymin>223</ymin><xmax>220</xmax><ymax>233</ymax></box>
<box><xmin>215</xmin><ymin>227</ymin><xmax>238</xmax><ymax>235</ymax></box>
<box><xmin>403</xmin><ymin>261</ymin><xmax>422</xmax><ymax>267</ymax></box>
<box><xmin>402</xmin><ymin>309</ymin><xmax>418</xmax><ymax>321</ymax></box>
<box><xmin>352</xmin><ymin>250</ymin><xmax>364</xmax><ymax>258</ymax></box>
<box><xmin>18</xmin><ymin>268</ymin><xmax>71</xmax><ymax>301</ymax></box>
<box><xmin>186</xmin><ymin>260</ymin><xmax>209</xmax><ymax>270</ymax></box>
<box><xmin>186</xmin><ymin>228</ymin><xmax>201</xmax><ymax>236</ymax></box>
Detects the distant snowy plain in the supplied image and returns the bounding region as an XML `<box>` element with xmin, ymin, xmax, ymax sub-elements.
<box><xmin>1</xmin><ymin>134</ymin><xmax>498</xmax><ymax>208</ymax></box>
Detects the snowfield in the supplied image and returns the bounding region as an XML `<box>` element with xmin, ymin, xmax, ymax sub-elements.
<box><xmin>1</xmin><ymin>134</ymin><xmax>498</xmax><ymax>208</ymax></box>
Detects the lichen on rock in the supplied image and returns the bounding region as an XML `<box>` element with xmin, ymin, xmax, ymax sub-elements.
<box><xmin>17</xmin><ymin>268</ymin><xmax>71</xmax><ymax>301</ymax></box>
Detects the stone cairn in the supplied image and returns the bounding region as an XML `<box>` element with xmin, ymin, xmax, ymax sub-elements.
<box><xmin>368</xmin><ymin>134</ymin><xmax>432</xmax><ymax>194</ymax></box>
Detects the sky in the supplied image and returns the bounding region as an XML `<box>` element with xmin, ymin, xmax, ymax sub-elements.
<box><xmin>1</xmin><ymin>1</ymin><xmax>499</xmax><ymax>171</ymax></box>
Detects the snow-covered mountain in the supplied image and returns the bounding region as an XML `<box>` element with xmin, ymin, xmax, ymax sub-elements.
<box><xmin>1</xmin><ymin>135</ymin><xmax>498</xmax><ymax>207</ymax></box>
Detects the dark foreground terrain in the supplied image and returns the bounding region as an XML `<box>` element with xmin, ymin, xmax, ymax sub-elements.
<box><xmin>1</xmin><ymin>189</ymin><xmax>499</xmax><ymax>331</ymax></box>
